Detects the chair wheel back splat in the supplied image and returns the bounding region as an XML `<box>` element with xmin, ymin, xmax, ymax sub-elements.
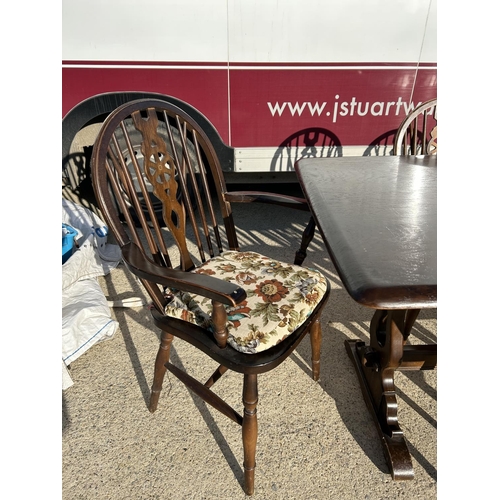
<box><xmin>394</xmin><ymin>98</ymin><xmax>437</xmax><ymax>156</ymax></box>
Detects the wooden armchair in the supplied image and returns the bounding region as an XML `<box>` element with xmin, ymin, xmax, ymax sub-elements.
<box><xmin>394</xmin><ymin>98</ymin><xmax>437</xmax><ymax>155</ymax></box>
<box><xmin>90</xmin><ymin>98</ymin><xmax>330</xmax><ymax>495</ymax></box>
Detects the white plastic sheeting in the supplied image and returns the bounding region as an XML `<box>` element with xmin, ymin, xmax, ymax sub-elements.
<box><xmin>62</xmin><ymin>199</ymin><xmax>121</xmax><ymax>389</ymax></box>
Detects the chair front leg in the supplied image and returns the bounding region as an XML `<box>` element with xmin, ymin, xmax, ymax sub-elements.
<box><xmin>294</xmin><ymin>216</ymin><xmax>316</xmax><ymax>266</ymax></box>
<box><xmin>242</xmin><ymin>373</ymin><xmax>258</xmax><ymax>496</ymax></box>
<box><xmin>149</xmin><ymin>331</ymin><xmax>174</xmax><ymax>413</ymax></box>
<box><xmin>309</xmin><ymin>318</ymin><xmax>322</xmax><ymax>381</ymax></box>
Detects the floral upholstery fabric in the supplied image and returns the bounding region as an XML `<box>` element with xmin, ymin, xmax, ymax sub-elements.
<box><xmin>163</xmin><ymin>251</ymin><xmax>328</xmax><ymax>354</ymax></box>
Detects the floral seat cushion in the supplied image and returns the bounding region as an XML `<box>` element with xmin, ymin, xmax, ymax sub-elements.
<box><xmin>163</xmin><ymin>251</ymin><xmax>328</xmax><ymax>354</ymax></box>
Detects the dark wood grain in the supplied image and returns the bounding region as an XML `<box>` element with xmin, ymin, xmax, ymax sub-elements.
<box><xmin>296</xmin><ymin>155</ymin><xmax>437</xmax><ymax>309</ymax></box>
<box><xmin>296</xmin><ymin>155</ymin><xmax>437</xmax><ymax>481</ymax></box>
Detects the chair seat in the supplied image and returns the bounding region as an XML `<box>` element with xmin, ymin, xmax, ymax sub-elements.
<box><xmin>163</xmin><ymin>251</ymin><xmax>328</xmax><ymax>354</ymax></box>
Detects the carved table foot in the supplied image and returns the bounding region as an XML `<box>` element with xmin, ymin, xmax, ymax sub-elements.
<box><xmin>345</xmin><ymin>309</ymin><xmax>437</xmax><ymax>480</ymax></box>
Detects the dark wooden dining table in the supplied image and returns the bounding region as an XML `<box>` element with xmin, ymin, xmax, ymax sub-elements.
<box><xmin>295</xmin><ymin>154</ymin><xmax>437</xmax><ymax>481</ymax></box>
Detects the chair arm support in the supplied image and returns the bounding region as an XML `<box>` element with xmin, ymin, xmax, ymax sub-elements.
<box><xmin>225</xmin><ymin>191</ymin><xmax>311</xmax><ymax>212</ymax></box>
<box><xmin>121</xmin><ymin>242</ymin><xmax>247</xmax><ymax>307</ymax></box>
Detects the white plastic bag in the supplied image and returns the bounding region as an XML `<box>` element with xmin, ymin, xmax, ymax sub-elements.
<box><xmin>62</xmin><ymin>199</ymin><xmax>122</xmax><ymax>389</ymax></box>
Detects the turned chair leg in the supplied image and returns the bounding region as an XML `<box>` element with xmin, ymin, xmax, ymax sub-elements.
<box><xmin>242</xmin><ymin>373</ymin><xmax>258</xmax><ymax>496</ymax></box>
<box><xmin>309</xmin><ymin>318</ymin><xmax>322</xmax><ymax>381</ymax></box>
<box><xmin>294</xmin><ymin>216</ymin><xmax>316</xmax><ymax>266</ymax></box>
<box><xmin>149</xmin><ymin>331</ymin><xmax>174</xmax><ymax>413</ymax></box>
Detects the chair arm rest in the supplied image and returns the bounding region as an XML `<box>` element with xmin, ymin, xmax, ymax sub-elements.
<box><xmin>121</xmin><ymin>242</ymin><xmax>247</xmax><ymax>307</ymax></box>
<box><xmin>225</xmin><ymin>191</ymin><xmax>311</xmax><ymax>212</ymax></box>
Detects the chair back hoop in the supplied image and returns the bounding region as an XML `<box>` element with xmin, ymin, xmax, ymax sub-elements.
<box><xmin>394</xmin><ymin>98</ymin><xmax>437</xmax><ymax>155</ymax></box>
<box><xmin>91</xmin><ymin>99</ymin><xmax>239</xmax><ymax>305</ymax></box>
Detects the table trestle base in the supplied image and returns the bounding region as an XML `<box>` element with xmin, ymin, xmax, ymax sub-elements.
<box><xmin>344</xmin><ymin>309</ymin><xmax>436</xmax><ymax>481</ymax></box>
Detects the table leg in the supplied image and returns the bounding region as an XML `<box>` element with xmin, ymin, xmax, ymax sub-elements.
<box><xmin>345</xmin><ymin>309</ymin><xmax>436</xmax><ymax>480</ymax></box>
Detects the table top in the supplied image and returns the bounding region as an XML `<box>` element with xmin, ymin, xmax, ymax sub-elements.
<box><xmin>295</xmin><ymin>155</ymin><xmax>437</xmax><ymax>309</ymax></box>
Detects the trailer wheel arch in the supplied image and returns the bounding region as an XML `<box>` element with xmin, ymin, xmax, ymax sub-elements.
<box><xmin>62</xmin><ymin>91</ymin><xmax>235</xmax><ymax>213</ymax></box>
